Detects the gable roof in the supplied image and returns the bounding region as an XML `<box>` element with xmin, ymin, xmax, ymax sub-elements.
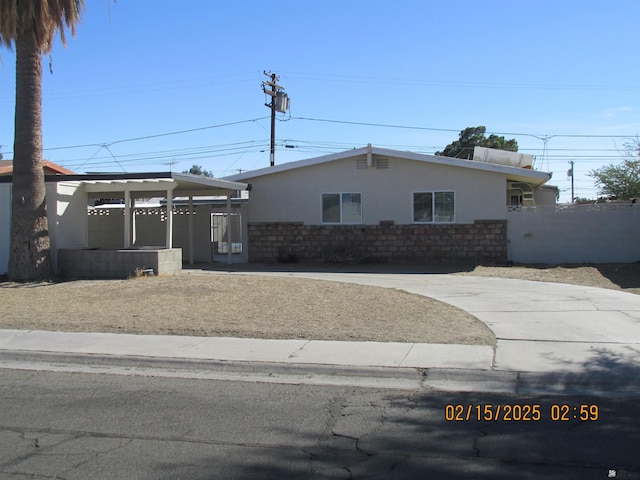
<box><xmin>224</xmin><ymin>145</ymin><xmax>553</xmax><ymax>186</ymax></box>
<box><xmin>0</xmin><ymin>160</ymin><xmax>75</xmax><ymax>175</ymax></box>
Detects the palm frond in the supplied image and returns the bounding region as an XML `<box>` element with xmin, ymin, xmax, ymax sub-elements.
<box><xmin>0</xmin><ymin>0</ymin><xmax>84</xmax><ymax>52</ymax></box>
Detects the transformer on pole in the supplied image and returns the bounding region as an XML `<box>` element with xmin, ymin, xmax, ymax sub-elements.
<box><xmin>262</xmin><ymin>71</ymin><xmax>290</xmax><ymax>166</ymax></box>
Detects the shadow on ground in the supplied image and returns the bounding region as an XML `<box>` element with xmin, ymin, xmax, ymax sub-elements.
<box><xmin>184</xmin><ymin>260</ymin><xmax>482</xmax><ymax>275</ymax></box>
<box><xmin>151</xmin><ymin>350</ymin><xmax>640</xmax><ymax>480</ymax></box>
<box><xmin>595</xmin><ymin>263</ymin><xmax>640</xmax><ymax>289</ymax></box>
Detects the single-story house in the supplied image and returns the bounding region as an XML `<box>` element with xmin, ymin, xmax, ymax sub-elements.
<box><xmin>1</xmin><ymin>145</ymin><xmax>559</xmax><ymax>276</ymax></box>
<box><xmin>0</xmin><ymin>172</ymin><xmax>249</xmax><ymax>277</ymax></box>
<box><xmin>223</xmin><ymin>144</ymin><xmax>556</xmax><ymax>264</ymax></box>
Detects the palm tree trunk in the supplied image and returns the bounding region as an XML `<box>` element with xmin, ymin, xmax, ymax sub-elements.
<box><xmin>8</xmin><ymin>30</ymin><xmax>52</xmax><ymax>281</ymax></box>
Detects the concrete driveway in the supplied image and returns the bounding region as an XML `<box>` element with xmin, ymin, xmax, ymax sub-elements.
<box><xmin>228</xmin><ymin>269</ymin><xmax>640</xmax><ymax>375</ymax></box>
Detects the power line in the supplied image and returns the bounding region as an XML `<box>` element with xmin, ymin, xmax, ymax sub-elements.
<box><xmin>291</xmin><ymin>116</ymin><xmax>636</xmax><ymax>140</ymax></box>
<box><xmin>281</xmin><ymin>71</ymin><xmax>640</xmax><ymax>92</ymax></box>
<box><xmin>28</xmin><ymin>117</ymin><xmax>270</xmax><ymax>154</ymax></box>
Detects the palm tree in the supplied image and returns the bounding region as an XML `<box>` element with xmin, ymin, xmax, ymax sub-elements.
<box><xmin>0</xmin><ymin>0</ymin><xmax>84</xmax><ymax>281</ymax></box>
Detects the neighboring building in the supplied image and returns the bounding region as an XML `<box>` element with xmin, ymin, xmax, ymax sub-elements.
<box><xmin>0</xmin><ymin>160</ymin><xmax>75</xmax><ymax>176</ymax></box>
<box><xmin>224</xmin><ymin>145</ymin><xmax>555</xmax><ymax>264</ymax></box>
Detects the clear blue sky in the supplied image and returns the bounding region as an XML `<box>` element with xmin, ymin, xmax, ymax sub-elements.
<box><xmin>1</xmin><ymin>0</ymin><xmax>638</xmax><ymax>202</ymax></box>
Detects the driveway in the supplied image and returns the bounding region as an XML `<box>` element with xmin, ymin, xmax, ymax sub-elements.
<box><xmin>225</xmin><ymin>270</ymin><xmax>640</xmax><ymax>375</ymax></box>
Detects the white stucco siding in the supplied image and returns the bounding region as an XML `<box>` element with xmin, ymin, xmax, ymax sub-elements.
<box><xmin>534</xmin><ymin>187</ymin><xmax>558</xmax><ymax>206</ymax></box>
<box><xmin>46</xmin><ymin>182</ymin><xmax>88</xmax><ymax>270</ymax></box>
<box><xmin>54</xmin><ymin>182</ymin><xmax>88</xmax><ymax>249</ymax></box>
<box><xmin>243</xmin><ymin>156</ymin><xmax>508</xmax><ymax>225</ymax></box>
<box><xmin>0</xmin><ymin>183</ymin><xmax>10</xmax><ymax>274</ymax></box>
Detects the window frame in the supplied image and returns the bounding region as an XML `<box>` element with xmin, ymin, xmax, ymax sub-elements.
<box><xmin>412</xmin><ymin>190</ymin><xmax>456</xmax><ymax>224</ymax></box>
<box><xmin>321</xmin><ymin>192</ymin><xmax>363</xmax><ymax>224</ymax></box>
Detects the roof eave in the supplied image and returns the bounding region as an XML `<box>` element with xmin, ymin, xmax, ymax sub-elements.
<box><xmin>224</xmin><ymin>145</ymin><xmax>552</xmax><ymax>185</ymax></box>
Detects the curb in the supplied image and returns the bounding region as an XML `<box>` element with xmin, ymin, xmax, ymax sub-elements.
<box><xmin>3</xmin><ymin>349</ymin><xmax>640</xmax><ymax>397</ymax></box>
<box><xmin>0</xmin><ymin>349</ymin><xmax>424</xmax><ymax>390</ymax></box>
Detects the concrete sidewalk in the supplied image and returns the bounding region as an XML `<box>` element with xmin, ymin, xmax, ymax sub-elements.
<box><xmin>1</xmin><ymin>269</ymin><xmax>640</xmax><ymax>396</ymax></box>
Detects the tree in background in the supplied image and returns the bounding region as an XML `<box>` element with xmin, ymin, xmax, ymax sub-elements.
<box><xmin>1</xmin><ymin>0</ymin><xmax>85</xmax><ymax>281</ymax></box>
<box><xmin>183</xmin><ymin>165</ymin><xmax>214</xmax><ymax>177</ymax></box>
<box><xmin>436</xmin><ymin>126</ymin><xmax>518</xmax><ymax>159</ymax></box>
<box><xmin>588</xmin><ymin>138</ymin><xmax>640</xmax><ymax>200</ymax></box>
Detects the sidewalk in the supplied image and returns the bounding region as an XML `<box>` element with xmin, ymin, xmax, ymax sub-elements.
<box><xmin>2</xmin><ymin>269</ymin><xmax>640</xmax><ymax>396</ymax></box>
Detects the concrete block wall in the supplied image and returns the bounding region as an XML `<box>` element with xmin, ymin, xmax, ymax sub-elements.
<box><xmin>58</xmin><ymin>248</ymin><xmax>182</xmax><ymax>279</ymax></box>
<box><xmin>248</xmin><ymin>220</ymin><xmax>507</xmax><ymax>264</ymax></box>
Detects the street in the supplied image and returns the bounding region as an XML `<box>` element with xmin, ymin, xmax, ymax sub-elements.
<box><xmin>1</xmin><ymin>369</ymin><xmax>638</xmax><ymax>479</ymax></box>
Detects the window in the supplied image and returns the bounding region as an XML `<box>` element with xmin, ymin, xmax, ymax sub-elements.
<box><xmin>322</xmin><ymin>193</ymin><xmax>362</xmax><ymax>223</ymax></box>
<box><xmin>413</xmin><ymin>191</ymin><xmax>455</xmax><ymax>223</ymax></box>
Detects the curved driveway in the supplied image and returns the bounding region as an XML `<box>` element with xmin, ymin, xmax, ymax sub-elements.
<box><xmin>237</xmin><ymin>270</ymin><xmax>640</xmax><ymax>375</ymax></box>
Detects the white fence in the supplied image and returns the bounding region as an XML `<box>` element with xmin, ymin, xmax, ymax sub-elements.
<box><xmin>507</xmin><ymin>203</ymin><xmax>640</xmax><ymax>264</ymax></box>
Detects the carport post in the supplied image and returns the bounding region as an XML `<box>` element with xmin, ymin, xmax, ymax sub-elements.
<box><xmin>188</xmin><ymin>195</ymin><xmax>194</xmax><ymax>265</ymax></box>
<box><xmin>124</xmin><ymin>189</ymin><xmax>131</xmax><ymax>248</ymax></box>
<box><xmin>227</xmin><ymin>195</ymin><xmax>232</xmax><ymax>264</ymax></box>
<box><xmin>166</xmin><ymin>189</ymin><xmax>173</xmax><ymax>248</ymax></box>
<box><xmin>130</xmin><ymin>195</ymin><xmax>136</xmax><ymax>246</ymax></box>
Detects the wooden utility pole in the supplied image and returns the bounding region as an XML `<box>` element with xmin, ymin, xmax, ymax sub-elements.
<box><xmin>262</xmin><ymin>71</ymin><xmax>289</xmax><ymax>167</ymax></box>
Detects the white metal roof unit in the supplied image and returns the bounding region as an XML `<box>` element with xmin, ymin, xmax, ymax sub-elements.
<box><xmin>473</xmin><ymin>146</ymin><xmax>534</xmax><ymax>169</ymax></box>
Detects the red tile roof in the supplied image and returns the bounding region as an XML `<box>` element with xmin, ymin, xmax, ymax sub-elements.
<box><xmin>0</xmin><ymin>160</ymin><xmax>75</xmax><ymax>175</ymax></box>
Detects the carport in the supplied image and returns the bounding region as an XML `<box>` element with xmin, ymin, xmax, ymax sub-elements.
<box><xmin>52</xmin><ymin>172</ymin><xmax>250</xmax><ymax>278</ymax></box>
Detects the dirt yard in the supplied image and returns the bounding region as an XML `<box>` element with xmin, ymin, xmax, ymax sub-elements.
<box><xmin>458</xmin><ymin>263</ymin><xmax>640</xmax><ymax>295</ymax></box>
<box><xmin>0</xmin><ymin>263</ymin><xmax>638</xmax><ymax>345</ymax></box>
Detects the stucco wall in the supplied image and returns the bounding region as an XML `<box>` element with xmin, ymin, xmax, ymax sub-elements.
<box><xmin>241</xmin><ymin>156</ymin><xmax>508</xmax><ymax>225</ymax></box>
<box><xmin>533</xmin><ymin>187</ymin><xmax>558</xmax><ymax>206</ymax></box>
<box><xmin>0</xmin><ymin>183</ymin><xmax>10</xmax><ymax>274</ymax></box>
<box><xmin>508</xmin><ymin>204</ymin><xmax>640</xmax><ymax>264</ymax></box>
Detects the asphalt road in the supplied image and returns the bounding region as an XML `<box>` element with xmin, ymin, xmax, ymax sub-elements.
<box><xmin>1</xmin><ymin>369</ymin><xmax>638</xmax><ymax>479</ymax></box>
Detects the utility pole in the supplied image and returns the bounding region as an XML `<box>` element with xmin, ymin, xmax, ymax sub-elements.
<box><xmin>262</xmin><ymin>71</ymin><xmax>290</xmax><ymax>167</ymax></box>
<box><xmin>568</xmin><ymin>160</ymin><xmax>575</xmax><ymax>203</ymax></box>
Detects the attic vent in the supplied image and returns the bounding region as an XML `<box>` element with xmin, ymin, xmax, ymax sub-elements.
<box><xmin>356</xmin><ymin>158</ymin><xmax>368</xmax><ymax>169</ymax></box>
<box><xmin>376</xmin><ymin>158</ymin><xmax>389</xmax><ymax>169</ymax></box>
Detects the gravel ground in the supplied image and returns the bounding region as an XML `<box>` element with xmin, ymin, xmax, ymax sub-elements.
<box><xmin>1</xmin><ymin>263</ymin><xmax>638</xmax><ymax>345</ymax></box>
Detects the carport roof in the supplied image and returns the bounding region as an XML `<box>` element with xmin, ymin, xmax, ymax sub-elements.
<box><xmin>34</xmin><ymin>171</ymin><xmax>250</xmax><ymax>197</ymax></box>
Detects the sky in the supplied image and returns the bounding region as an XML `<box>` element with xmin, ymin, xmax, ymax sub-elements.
<box><xmin>1</xmin><ymin>0</ymin><xmax>638</xmax><ymax>202</ymax></box>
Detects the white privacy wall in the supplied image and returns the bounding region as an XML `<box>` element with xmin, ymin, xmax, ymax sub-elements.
<box><xmin>508</xmin><ymin>204</ymin><xmax>640</xmax><ymax>264</ymax></box>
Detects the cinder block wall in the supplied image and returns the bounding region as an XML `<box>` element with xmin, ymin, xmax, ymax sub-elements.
<box><xmin>58</xmin><ymin>248</ymin><xmax>182</xmax><ymax>279</ymax></box>
<box><xmin>248</xmin><ymin>220</ymin><xmax>507</xmax><ymax>264</ymax></box>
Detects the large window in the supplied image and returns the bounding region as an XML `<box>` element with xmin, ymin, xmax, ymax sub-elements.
<box><xmin>413</xmin><ymin>191</ymin><xmax>455</xmax><ymax>223</ymax></box>
<box><xmin>322</xmin><ymin>193</ymin><xmax>362</xmax><ymax>223</ymax></box>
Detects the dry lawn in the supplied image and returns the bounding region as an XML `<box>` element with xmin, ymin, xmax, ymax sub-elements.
<box><xmin>0</xmin><ymin>273</ymin><xmax>494</xmax><ymax>345</ymax></box>
<box><xmin>457</xmin><ymin>263</ymin><xmax>640</xmax><ymax>295</ymax></box>
<box><xmin>1</xmin><ymin>263</ymin><xmax>637</xmax><ymax>346</ymax></box>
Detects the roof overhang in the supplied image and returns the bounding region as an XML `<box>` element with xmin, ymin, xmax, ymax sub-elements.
<box><xmin>20</xmin><ymin>172</ymin><xmax>250</xmax><ymax>198</ymax></box>
<box><xmin>224</xmin><ymin>145</ymin><xmax>553</xmax><ymax>187</ymax></box>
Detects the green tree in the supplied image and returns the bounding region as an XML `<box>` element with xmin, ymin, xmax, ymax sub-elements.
<box><xmin>436</xmin><ymin>126</ymin><xmax>518</xmax><ymax>159</ymax></box>
<box><xmin>183</xmin><ymin>165</ymin><xmax>214</xmax><ymax>177</ymax></box>
<box><xmin>588</xmin><ymin>138</ymin><xmax>640</xmax><ymax>200</ymax></box>
<box><xmin>1</xmin><ymin>0</ymin><xmax>85</xmax><ymax>281</ymax></box>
